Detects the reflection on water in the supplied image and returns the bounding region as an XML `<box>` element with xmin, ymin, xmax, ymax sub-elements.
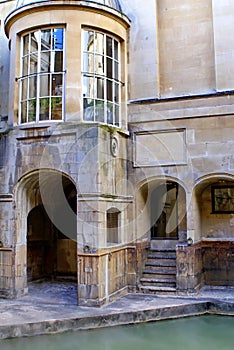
<box><xmin>1</xmin><ymin>315</ymin><xmax>234</xmax><ymax>350</ymax></box>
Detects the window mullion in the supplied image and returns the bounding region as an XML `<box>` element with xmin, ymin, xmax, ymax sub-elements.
<box><xmin>19</xmin><ymin>37</ymin><xmax>23</xmax><ymax>124</ymax></box>
<box><xmin>112</xmin><ymin>39</ymin><xmax>115</xmax><ymax>125</ymax></box>
<box><xmin>36</xmin><ymin>31</ymin><xmax>41</xmax><ymax>122</ymax></box>
<box><xmin>104</xmin><ymin>33</ymin><xmax>107</xmax><ymax>124</ymax></box>
<box><xmin>93</xmin><ymin>31</ymin><xmax>96</xmax><ymax>122</ymax></box>
<box><xmin>49</xmin><ymin>73</ymin><xmax>52</xmax><ymax>120</ymax></box>
<box><xmin>49</xmin><ymin>29</ymin><xmax>52</xmax><ymax>121</ymax></box>
<box><xmin>26</xmin><ymin>34</ymin><xmax>31</xmax><ymax>123</ymax></box>
<box><xmin>62</xmin><ymin>28</ymin><xmax>65</xmax><ymax>121</ymax></box>
<box><xmin>118</xmin><ymin>41</ymin><xmax>121</xmax><ymax>127</ymax></box>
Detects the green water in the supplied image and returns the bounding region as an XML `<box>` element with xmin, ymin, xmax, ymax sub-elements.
<box><xmin>1</xmin><ymin>315</ymin><xmax>234</xmax><ymax>350</ymax></box>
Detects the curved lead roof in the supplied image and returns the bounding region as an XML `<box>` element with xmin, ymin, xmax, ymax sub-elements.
<box><xmin>16</xmin><ymin>0</ymin><xmax>122</xmax><ymax>12</ymax></box>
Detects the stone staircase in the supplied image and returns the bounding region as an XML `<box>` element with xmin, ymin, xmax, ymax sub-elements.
<box><xmin>139</xmin><ymin>247</ymin><xmax>177</xmax><ymax>294</ymax></box>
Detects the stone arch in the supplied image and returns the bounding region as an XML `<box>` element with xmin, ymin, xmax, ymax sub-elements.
<box><xmin>135</xmin><ymin>175</ymin><xmax>187</xmax><ymax>246</ymax></box>
<box><xmin>192</xmin><ymin>172</ymin><xmax>234</xmax><ymax>287</ymax></box>
<box><xmin>13</xmin><ymin>168</ymin><xmax>77</xmax><ymax>296</ymax></box>
<box><xmin>193</xmin><ymin>172</ymin><xmax>234</xmax><ymax>241</ymax></box>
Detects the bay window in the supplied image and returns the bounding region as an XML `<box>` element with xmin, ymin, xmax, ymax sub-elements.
<box><xmin>82</xmin><ymin>30</ymin><xmax>121</xmax><ymax>126</ymax></box>
<box><xmin>19</xmin><ymin>28</ymin><xmax>65</xmax><ymax>123</ymax></box>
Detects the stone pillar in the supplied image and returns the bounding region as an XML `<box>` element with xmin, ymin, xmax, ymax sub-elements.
<box><xmin>0</xmin><ymin>195</ymin><xmax>14</xmax><ymax>298</ymax></box>
<box><xmin>77</xmin><ymin>250</ymin><xmax>106</xmax><ymax>307</ymax></box>
<box><xmin>176</xmin><ymin>241</ymin><xmax>203</xmax><ymax>294</ymax></box>
<box><xmin>0</xmin><ymin>195</ymin><xmax>27</xmax><ymax>298</ymax></box>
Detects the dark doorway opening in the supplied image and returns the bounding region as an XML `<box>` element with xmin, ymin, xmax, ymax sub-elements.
<box><xmin>27</xmin><ymin>176</ymin><xmax>77</xmax><ymax>283</ymax></box>
<box><xmin>151</xmin><ymin>182</ymin><xmax>178</xmax><ymax>240</ymax></box>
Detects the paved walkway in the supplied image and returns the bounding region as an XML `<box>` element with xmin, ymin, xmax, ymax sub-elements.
<box><xmin>0</xmin><ymin>282</ymin><xmax>233</xmax><ymax>339</ymax></box>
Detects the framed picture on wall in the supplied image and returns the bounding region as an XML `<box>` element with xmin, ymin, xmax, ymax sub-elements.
<box><xmin>211</xmin><ymin>186</ymin><xmax>234</xmax><ymax>213</ymax></box>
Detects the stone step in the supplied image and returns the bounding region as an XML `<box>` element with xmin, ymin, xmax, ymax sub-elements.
<box><xmin>139</xmin><ymin>285</ymin><xmax>177</xmax><ymax>294</ymax></box>
<box><xmin>140</xmin><ymin>248</ymin><xmax>177</xmax><ymax>295</ymax></box>
<box><xmin>142</xmin><ymin>269</ymin><xmax>176</xmax><ymax>277</ymax></box>
<box><xmin>150</xmin><ymin>247</ymin><xmax>176</xmax><ymax>251</ymax></box>
<box><xmin>145</xmin><ymin>261</ymin><xmax>176</xmax><ymax>268</ymax></box>
<box><xmin>147</xmin><ymin>253</ymin><xmax>176</xmax><ymax>260</ymax></box>
<box><xmin>140</xmin><ymin>277</ymin><xmax>176</xmax><ymax>286</ymax></box>
<box><xmin>143</xmin><ymin>273</ymin><xmax>176</xmax><ymax>280</ymax></box>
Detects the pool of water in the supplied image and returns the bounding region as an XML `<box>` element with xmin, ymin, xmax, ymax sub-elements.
<box><xmin>1</xmin><ymin>315</ymin><xmax>234</xmax><ymax>350</ymax></box>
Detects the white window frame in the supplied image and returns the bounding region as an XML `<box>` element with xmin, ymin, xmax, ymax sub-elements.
<box><xmin>19</xmin><ymin>27</ymin><xmax>65</xmax><ymax>124</ymax></box>
<box><xmin>81</xmin><ymin>29</ymin><xmax>121</xmax><ymax>127</ymax></box>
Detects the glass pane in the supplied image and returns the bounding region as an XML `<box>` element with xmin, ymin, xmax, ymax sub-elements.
<box><xmin>107</xmin><ymin>80</ymin><xmax>113</xmax><ymax>101</ymax></box>
<box><xmin>23</xmin><ymin>35</ymin><xmax>29</xmax><ymax>56</ymax></box>
<box><xmin>41</xmin><ymin>51</ymin><xmax>50</xmax><ymax>72</ymax></box>
<box><xmin>95</xmin><ymin>100</ymin><xmax>104</xmax><ymax>123</ymax></box>
<box><xmin>83</xmin><ymin>30</ymin><xmax>94</xmax><ymax>52</ymax></box>
<box><xmin>39</xmin><ymin>97</ymin><xmax>50</xmax><ymax>120</ymax></box>
<box><xmin>83</xmin><ymin>76</ymin><xmax>94</xmax><ymax>98</ymax></box>
<box><xmin>83</xmin><ymin>76</ymin><xmax>89</xmax><ymax>98</ymax></box>
<box><xmin>29</xmin><ymin>53</ymin><xmax>38</xmax><ymax>74</ymax></box>
<box><xmin>21</xmin><ymin>101</ymin><xmax>27</xmax><ymax>123</ymax></box>
<box><xmin>21</xmin><ymin>78</ymin><xmax>28</xmax><ymax>101</ymax></box>
<box><xmin>95</xmin><ymin>33</ymin><xmax>104</xmax><ymax>54</ymax></box>
<box><xmin>29</xmin><ymin>76</ymin><xmax>37</xmax><ymax>98</ymax></box>
<box><xmin>115</xmin><ymin>105</ymin><xmax>119</xmax><ymax>126</ymax></box>
<box><xmin>22</xmin><ymin>56</ymin><xmax>28</xmax><ymax>76</ymax></box>
<box><xmin>107</xmin><ymin>57</ymin><xmax>113</xmax><ymax>78</ymax></box>
<box><xmin>52</xmin><ymin>51</ymin><xmax>63</xmax><ymax>72</ymax></box>
<box><xmin>114</xmin><ymin>40</ymin><xmax>118</xmax><ymax>60</ymax></box>
<box><xmin>95</xmin><ymin>55</ymin><xmax>104</xmax><ymax>75</ymax></box>
<box><xmin>83</xmin><ymin>98</ymin><xmax>94</xmax><ymax>121</ymax></box>
<box><xmin>114</xmin><ymin>61</ymin><xmax>119</xmax><ymax>80</ymax></box>
<box><xmin>51</xmin><ymin>97</ymin><xmax>62</xmax><ymax>120</ymax></box>
<box><xmin>28</xmin><ymin>99</ymin><xmax>36</xmax><ymax>122</ymax></box>
<box><xmin>106</xmin><ymin>36</ymin><xmax>113</xmax><ymax>57</ymax></box>
<box><xmin>52</xmin><ymin>28</ymin><xmax>64</xmax><ymax>50</ymax></box>
<box><xmin>114</xmin><ymin>83</ymin><xmax>119</xmax><ymax>103</ymax></box>
<box><xmin>83</xmin><ymin>53</ymin><xmax>94</xmax><ymax>73</ymax></box>
<box><xmin>97</xmin><ymin>77</ymin><xmax>104</xmax><ymax>99</ymax></box>
<box><xmin>52</xmin><ymin>74</ymin><xmax>63</xmax><ymax>95</ymax></box>
<box><xmin>40</xmin><ymin>74</ymin><xmax>50</xmax><ymax>97</ymax></box>
<box><xmin>30</xmin><ymin>32</ymin><xmax>39</xmax><ymax>53</ymax></box>
<box><xmin>41</xmin><ymin>29</ymin><xmax>51</xmax><ymax>51</ymax></box>
<box><xmin>83</xmin><ymin>53</ymin><xmax>88</xmax><ymax>72</ymax></box>
<box><xmin>107</xmin><ymin>102</ymin><xmax>113</xmax><ymax>124</ymax></box>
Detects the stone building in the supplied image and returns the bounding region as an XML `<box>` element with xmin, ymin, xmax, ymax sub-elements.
<box><xmin>0</xmin><ymin>0</ymin><xmax>234</xmax><ymax>306</ymax></box>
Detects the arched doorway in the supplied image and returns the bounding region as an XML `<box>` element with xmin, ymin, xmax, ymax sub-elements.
<box><xmin>136</xmin><ymin>178</ymin><xmax>187</xmax><ymax>293</ymax></box>
<box><xmin>136</xmin><ymin>178</ymin><xmax>187</xmax><ymax>247</ymax></box>
<box><xmin>15</xmin><ymin>169</ymin><xmax>77</xmax><ymax>302</ymax></box>
<box><xmin>150</xmin><ymin>181</ymin><xmax>187</xmax><ymax>247</ymax></box>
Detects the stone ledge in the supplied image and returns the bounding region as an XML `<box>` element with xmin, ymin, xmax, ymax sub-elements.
<box><xmin>0</xmin><ymin>296</ymin><xmax>233</xmax><ymax>340</ymax></box>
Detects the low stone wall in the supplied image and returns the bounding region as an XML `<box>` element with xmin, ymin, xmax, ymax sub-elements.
<box><xmin>202</xmin><ymin>240</ymin><xmax>234</xmax><ymax>286</ymax></box>
<box><xmin>77</xmin><ymin>245</ymin><xmax>139</xmax><ymax>306</ymax></box>
<box><xmin>176</xmin><ymin>240</ymin><xmax>234</xmax><ymax>293</ymax></box>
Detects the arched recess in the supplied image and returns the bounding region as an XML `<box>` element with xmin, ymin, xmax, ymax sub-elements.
<box><xmin>193</xmin><ymin>172</ymin><xmax>234</xmax><ymax>241</ymax></box>
<box><xmin>14</xmin><ymin>169</ymin><xmax>77</xmax><ymax>295</ymax></box>
<box><xmin>136</xmin><ymin>176</ymin><xmax>187</xmax><ymax>247</ymax></box>
<box><xmin>193</xmin><ymin>173</ymin><xmax>234</xmax><ymax>287</ymax></box>
<box><xmin>106</xmin><ymin>207</ymin><xmax>121</xmax><ymax>245</ymax></box>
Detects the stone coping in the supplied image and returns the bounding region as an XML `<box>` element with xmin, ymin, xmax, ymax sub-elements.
<box><xmin>0</xmin><ymin>288</ymin><xmax>233</xmax><ymax>340</ymax></box>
